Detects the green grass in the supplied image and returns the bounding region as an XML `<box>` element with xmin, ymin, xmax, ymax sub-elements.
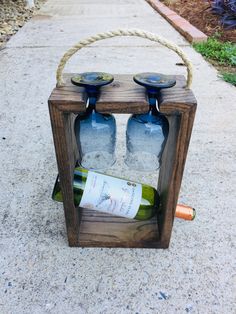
<box><xmin>193</xmin><ymin>37</ymin><xmax>236</xmax><ymax>85</ymax></box>
<box><xmin>193</xmin><ymin>38</ymin><xmax>236</xmax><ymax>66</ymax></box>
<box><xmin>220</xmin><ymin>72</ymin><xmax>236</xmax><ymax>86</ymax></box>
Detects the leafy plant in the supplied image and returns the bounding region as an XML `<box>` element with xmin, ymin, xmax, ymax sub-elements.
<box><xmin>209</xmin><ymin>0</ymin><xmax>236</xmax><ymax>29</ymax></box>
<box><xmin>220</xmin><ymin>72</ymin><xmax>236</xmax><ymax>85</ymax></box>
<box><xmin>194</xmin><ymin>37</ymin><xmax>236</xmax><ymax>85</ymax></box>
<box><xmin>193</xmin><ymin>38</ymin><xmax>236</xmax><ymax>66</ymax></box>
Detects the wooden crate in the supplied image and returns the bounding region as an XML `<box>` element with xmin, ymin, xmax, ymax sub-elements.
<box><xmin>48</xmin><ymin>74</ymin><xmax>197</xmax><ymax>248</ymax></box>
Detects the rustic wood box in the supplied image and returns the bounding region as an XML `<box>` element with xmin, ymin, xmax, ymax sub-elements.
<box><xmin>48</xmin><ymin>73</ymin><xmax>197</xmax><ymax>248</ymax></box>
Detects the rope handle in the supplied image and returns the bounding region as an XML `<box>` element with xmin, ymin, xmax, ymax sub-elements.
<box><xmin>56</xmin><ymin>28</ymin><xmax>193</xmax><ymax>88</ymax></box>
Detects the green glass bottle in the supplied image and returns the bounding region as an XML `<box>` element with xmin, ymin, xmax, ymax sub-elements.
<box><xmin>52</xmin><ymin>167</ymin><xmax>159</xmax><ymax>220</ymax></box>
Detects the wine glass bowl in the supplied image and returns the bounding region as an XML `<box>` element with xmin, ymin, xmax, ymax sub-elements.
<box><xmin>125</xmin><ymin>73</ymin><xmax>176</xmax><ymax>172</ymax></box>
<box><xmin>72</xmin><ymin>72</ymin><xmax>116</xmax><ymax>170</ymax></box>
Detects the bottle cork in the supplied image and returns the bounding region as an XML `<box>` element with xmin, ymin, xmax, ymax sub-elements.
<box><xmin>176</xmin><ymin>204</ymin><xmax>196</xmax><ymax>220</ymax></box>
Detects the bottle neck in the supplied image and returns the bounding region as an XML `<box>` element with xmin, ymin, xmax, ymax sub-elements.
<box><xmin>74</xmin><ymin>167</ymin><xmax>88</xmax><ymax>177</ymax></box>
<box><xmin>74</xmin><ymin>167</ymin><xmax>88</xmax><ymax>190</ymax></box>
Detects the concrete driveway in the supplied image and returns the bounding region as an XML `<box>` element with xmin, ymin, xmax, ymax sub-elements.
<box><xmin>0</xmin><ymin>0</ymin><xmax>235</xmax><ymax>313</ymax></box>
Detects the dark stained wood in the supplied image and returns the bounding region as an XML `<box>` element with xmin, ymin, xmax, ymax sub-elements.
<box><xmin>157</xmin><ymin>77</ymin><xmax>197</xmax><ymax>248</ymax></box>
<box><xmin>96</xmin><ymin>75</ymin><xmax>149</xmax><ymax>113</ymax></box>
<box><xmin>49</xmin><ymin>74</ymin><xmax>196</xmax><ymax>114</ymax></box>
<box><xmin>48</xmin><ymin>103</ymin><xmax>81</xmax><ymax>246</ymax></box>
<box><xmin>78</xmin><ymin>209</ymin><xmax>160</xmax><ymax>248</ymax></box>
<box><xmin>48</xmin><ymin>73</ymin><xmax>197</xmax><ymax>248</ymax></box>
<box><xmin>159</xmin><ymin>76</ymin><xmax>196</xmax><ymax>114</ymax></box>
<box><xmin>49</xmin><ymin>74</ymin><xmax>150</xmax><ymax>113</ymax></box>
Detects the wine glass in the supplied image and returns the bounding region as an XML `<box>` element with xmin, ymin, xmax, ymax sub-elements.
<box><xmin>125</xmin><ymin>72</ymin><xmax>176</xmax><ymax>171</ymax></box>
<box><xmin>72</xmin><ymin>72</ymin><xmax>116</xmax><ymax>170</ymax></box>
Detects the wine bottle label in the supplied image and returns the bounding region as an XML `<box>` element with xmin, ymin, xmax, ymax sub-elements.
<box><xmin>79</xmin><ymin>171</ymin><xmax>142</xmax><ymax>218</ymax></box>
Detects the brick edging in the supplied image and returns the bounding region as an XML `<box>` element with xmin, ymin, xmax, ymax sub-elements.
<box><xmin>146</xmin><ymin>0</ymin><xmax>208</xmax><ymax>43</ymax></box>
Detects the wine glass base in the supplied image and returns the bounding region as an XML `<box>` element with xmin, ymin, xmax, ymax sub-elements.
<box><xmin>80</xmin><ymin>151</ymin><xmax>116</xmax><ymax>171</ymax></box>
<box><xmin>125</xmin><ymin>152</ymin><xmax>160</xmax><ymax>172</ymax></box>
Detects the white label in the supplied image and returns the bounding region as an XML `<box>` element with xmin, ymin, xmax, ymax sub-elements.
<box><xmin>79</xmin><ymin>171</ymin><xmax>142</xmax><ymax>219</ymax></box>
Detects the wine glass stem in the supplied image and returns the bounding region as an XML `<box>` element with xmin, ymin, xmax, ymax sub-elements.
<box><xmin>149</xmin><ymin>95</ymin><xmax>159</xmax><ymax>112</ymax></box>
<box><xmin>86</xmin><ymin>89</ymin><xmax>98</xmax><ymax>112</ymax></box>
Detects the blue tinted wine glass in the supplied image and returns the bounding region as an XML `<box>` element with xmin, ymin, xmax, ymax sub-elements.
<box><xmin>72</xmin><ymin>72</ymin><xmax>116</xmax><ymax>170</ymax></box>
<box><xmin>125</xmin><ymin>72</ymin><xmax>176</xmax><ymax>171</ymax></box>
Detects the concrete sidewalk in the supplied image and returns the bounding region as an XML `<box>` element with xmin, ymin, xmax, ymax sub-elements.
<box><xmin>0</xmin><ymin>0</ymin><xmax>235</xmax><ymax>313</ymax></box>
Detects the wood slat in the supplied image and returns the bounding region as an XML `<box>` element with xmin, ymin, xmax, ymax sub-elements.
<box><xmin>157</xmin><ymin>104</ymin><xmax>197</xmax><ymax>248</ymax></box>
<box><xmin>48</xmin><ymin>103</ymin><xmax>81</xmax><ymax>246</ymax></box>
<box><xmin>49</xmin><ymin>74</ymin><xmax>196</xmax><ymax>114</ymax></box>
<box><xmin>49</xmin><ymin>74</ymin><xmax>149</xmax><ymax>113</ymax></box>
<box><xmin>78</xmin><ymin>209</ymin><xmax>160</xmax><ymax>248</ymax></box>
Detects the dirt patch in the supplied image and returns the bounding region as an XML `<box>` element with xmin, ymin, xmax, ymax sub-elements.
<box><xmin>0</xmin><ymin>0</ymin><xmax>46</xmax><ymax>47</ymax></box>
<box><xmin>161</xmin><ymin>0</ymin><xmax>236</xmax><ymax>42</ymax></box>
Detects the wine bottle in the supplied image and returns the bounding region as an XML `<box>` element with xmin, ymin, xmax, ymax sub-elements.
<box><xmin>52</xmin><ymin>168</ymin><xmax>196</xmax><ymax>221</ymax></box>
<box><xmin>52</xmin><ymin>167</ymin><xmax>159</xmax><ymax>220</ymax></box>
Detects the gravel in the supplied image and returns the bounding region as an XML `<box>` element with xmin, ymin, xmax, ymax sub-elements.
<box><xmin>0</xmin><ymin>0</ymin><xmax>45</xmax><ymax>46</ymax></box>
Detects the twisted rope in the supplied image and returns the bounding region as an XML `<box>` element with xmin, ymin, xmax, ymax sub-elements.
<box><xmin>56</xmin><ymin>28</ymin><xmax>193</xmax><ymax>88</ymax></box>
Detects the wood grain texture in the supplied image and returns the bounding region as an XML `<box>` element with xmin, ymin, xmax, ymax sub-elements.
<box><xmin>49</xmin><ymin>74</ymin><xmax>149</xmax><ymax>113</ymax></box>
<box><xmin>49</xmin><ymin>74</ymin><xmax>196</xmax><ymax>114</ymax></box>
<box><xmin>157</xmin><ymin>77</ymin><xmax>197</xmax><ymax>248</ymax></box>
<box><xmin>159</xmin><ymin>76</ymin><xmax>196</xmax><ymax>114</ymax></box>
<box><xmin>48</xmin><ymin>73</ymin><xmax>197</xmax><ymax>248</ymax></box>
<box><xmin>78</xmin><ymin>209</ymin><xmax>160</xmax><ymax>248</ymax></box>
<box><xmin>96</xmin><ymin>75</ymin><xmax>149</xmax><ymax>113</ymax></box>
<box><xmin>48</xmin><ymin>102</ymin><xmax>81</xmax><ymax>246</ymax></box>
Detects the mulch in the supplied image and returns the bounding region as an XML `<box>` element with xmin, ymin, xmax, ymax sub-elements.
<box><xmin>161</xmin><ymin>0</ymin><xmax>236</xmax><ymax>42</ymax></box>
